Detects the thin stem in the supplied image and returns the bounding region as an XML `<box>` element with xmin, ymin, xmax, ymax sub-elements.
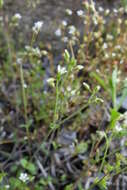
<box><xmin>99</xmin><ymin>136</ymin><xmax>109</xmax><ymax>173</ymax></box>
<box><xmin>53</xmin><ymin>76</ymin><xmax>59</xmax><ymax>127</ymax></box>
<box><xmin>20</xmin><ymin>63</ymin><xmax>28</xmax><ymax>122</ymax></box>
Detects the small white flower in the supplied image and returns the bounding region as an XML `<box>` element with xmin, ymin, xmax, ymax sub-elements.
<box><xmin>98</xmin><ymin>6</ymin><xmax>104</xmax><ymax>12</ymax></box>
<box><xmin>84</xmin><ymin>20</ymin><xmax>87</xmax><ymax>25</ymax></box>
<box><xmin>13</xmin><ymin>13</ymin><xmax>22</xmax><ymax>20</ymax></box>
<box><xmin>118</xmin><ymin>18</ymin><xmax>122</xmax><ymax>24</ymax></box>
<box><xmin>113</xmin><ymin>9</ymin><xmax>118</xmax><ymax>13</ymax></box>
<box><xmin>105</xmin><ymin>9</ymin><xmax>110</xmax><ymax>15</ymax></box>
<box><xmin>90</xmin><ymin>1</ymin><xmax>96</xmax><ymax>12</ymax></box>
<box><xmin>57</xmin><ymin>65</ymin><xmax>67</xmax><ymax>75</ymax></box>
<box><xmin>68</xmin><ymin>25</ymin><xmax>76</xmax><ymax>34</ymax></box>
<box><xmin>93</xmin><ymin>17</ymin><xmax>98</xmax><ymax>25</ymax></box>
<box><xmin>77</xmin><ymin>10</ymin><xmax>84</xmax><ymax>16</ymax></box>
<box><xmin>115</xmin><ymin>123</ymin><xmax>122</xmax><ymax>132</ymax></box>
<box><xmin>19</xmin><ymin>172</ymin><xmax>29</xmax><ymax>183</ymax></box>
<box><xmin>76</xmin><ymin>65</ymin><xmax>84</xmax><ymax>70</ymax></box>
<box><xmin>71</xmin><ymin>90</ymin><xmax>76</xmax><ymax>96</ymax></box>
<box><xmin>47</xmin><ymin>78</ymin><xmax>55</xmax><ymax>87</ymax></box>
<box><xmin>115</xmin><ymin>45</ymin><xmax>121</xmax><ymax>50</ymax></box>
<box><xmin>25</xmin><ymin>46</ymin><xmax>41</xmax><ymax>57</ymax></box>
<box><xmin>120</xmin><ymin>60</ymin><xmax>124</xmax><ymax>64</ymax></box>
<box><xmin>102</xmin><ymin>43</ymin><xmax>108</xmax><ymax>49</ymax></box>
<box><xmin>106</xmin><ymin>34</ymin><xmax>114</xmax><ymax>41</ymax></box>
<box><xmin>112</xmin><ymin>52</ymin><xmax>116</xmax><ymax>57</ymax></box>
<box><xmin>66</xmin><ymin>9</ymin><xmax>73</xmax><ymax>15</ymax></box>
<box><xmin>32</xmin><ymin>21</ymin><xmax>43</xmax><ymax>33</ymax></box>
<box><xmin>96</xmin><ymin>85</ymin><xmax>101</xmax><ymax>91</ymax></box>
<box><xmin>5</xmin><ymin>185</ymin><xmax>10</xmax><ymax>189</ymax></box>
<box><xmin>23</xmin><ymin>84</ymin><xmax>27</xmax><ymax>88</ymax></box>
<box><xmin>55</xmin><ymin>28</ymin><xmax>62</xmax><ymax>36</ymax></box>
<box><xmin>67</xmin><ymin>86</ymin><xmax>72</xmax><ymax>92</ymax></box>
<box><xmin>33</xmin><ymin>47</ymin><xmax>41</xmax><ymax>57</ymax></box>
<box><xmin>17</xmin><ymin>58</ymin><xmax>22</xmax><ymax>65</ymax></box>
<box><xmin>83</xmin><ymin>82</ymin><xmax>90</xmax><ymax>91</ymax></box>
<box><xmin>62</xmin><ymin>36</ymin><xmax>68</xmax><ymax>43</ymax></box>
<box><xmin>96</xmin><ymin>69</ymin><xmax>100</xmax><ymax>73</ymax></box>
<box><xmin>62</xmin><ymin>20</ymin><xmax>67</xmax><ymax>26</ymax></box>
<box><xmin>25</xmin><ymin>45</ymin><xmax>30</xmax><ymax>50</ymax></box>
<box><xmin>104</xmin><ymin>53</ymin><xmax>109</xmax><ymax>59</ymax></box>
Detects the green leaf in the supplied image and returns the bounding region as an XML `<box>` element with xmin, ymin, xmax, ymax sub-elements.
<box><xmin>97</xmin><ymin>177</ymin><xmax>108</xmax><ymax>190</ymax></box>
<box><xmin>64</xmin><ymin>49</ymin><xmax>70</xmax><ymax>63</ymax></box>
<box><xmin>0</xmin><ymin>0</ymin><xmax>3</xmax><ymax>8</ymax></box>
<box><xmin>75</xmin><ymin>142</ymin><xmax>88</xmax><ymax>154</ymax></box>
<box><xmin>27</xmin><ymin>162</ymin><xmax>37</xmax><ymax>175</ymax></box>
<box><xmin>20</xmin><ymin>158</ymin><xmax>37</xmax><ymax>175</ymax></box>
<box><xmin>109</xmin><ymin>67</ymin><xmax>117</xmax><ymax>109</ymax></box>
<box><xmin>90</xmin><ymin>72</ymin><xmax>108</xmax><ymax>91</ymax></box>
<box><xmin>64</xmin><ymin>184</ymin><xmax>73</xmax><ymax>190</ymax></box>
<box><xmin>0</xmin><ymin>173</ymin><xmax>6</xmax><ymax>183</ymax></box>
<box><xmin>20</xmin><ymin>158</ymin><xmax>28</xmax><ymax>168</ymax></box>
<box><xmin>110</xmin><ymin>109</ymin><xmax>120</xmax><ymax>129</ymax></box>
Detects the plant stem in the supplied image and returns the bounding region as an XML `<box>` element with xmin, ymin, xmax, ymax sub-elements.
<box><xmin>53</xmin><ymin>76</ymin><xmax>59</xmax><ymax>127</ymax></box>
<box><xmin>20</xmin><ymin>63</ymin><xmax>28</xmax><ymax>122</ymax></box>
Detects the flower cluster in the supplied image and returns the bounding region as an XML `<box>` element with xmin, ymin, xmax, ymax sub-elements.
<box><xmin>32</xmin><ymin>21</ymin><xmax>43</xmax><ymax>34</ymax></box>
<box><xmin>19</xmin><ymin>172</ymin><xmax>29</xmax><ymax>183</ymax></box>
<box><xmin>25</xmin><ymin>46</ymin><xmax>42</xmax><ymax>57</ymax></box>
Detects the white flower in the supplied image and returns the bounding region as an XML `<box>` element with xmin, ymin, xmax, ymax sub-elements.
<box><xmin>19</xmin><ymin>172</ymin><xmax>29</xmax><ymax>183</ymax></box>
<box><xmin>71</xmin><ymin>90</ymin><xmax>76</xmax><ymax>96</ymax></box>
<box><xmin>62</xmin><ymin>36</ymin><xmax>68</xmax><ymax>43</ymax></box>
<box><xmin>13</xmin><ymin>13</ymin><xmax>22</xmax><ymax>20</ymax></box>
<box><xmin>124</xmin><ymin>118</ymin><xmax>127</xmax><ymax>126</ymax></box>
<box><xmin>55</xmin><ymin>28</ymin><xmax>62</xmax><ymax>36</ymax></box>
<box><xmin>112</xmin><ymin>52</ymin><xmax>116</xmax><ymax>57</ymax></box>
<box><xmin>33</xmin><ymin>47</ymin><xmax>41</xmax><ymax>57</ymax></box>
<box><xmin>96</xmin><ymin>85</ymin><xmax>101</xmax><ymax>91</ymax></box>
<box><xmin>32</xmin><ymin>21</ymin><xmax>43</xmax><ymax>33</ymax></box>
<box><xmin>113</xmin><ymin>9</ymin><xmax>118</xmax><ymax>13</ymax></box>
<box><xmin>105</xmin><ymin>9</ymin><xmax>110</xmax><ymax>15</ymax></box>
<box><xmin>115</xmin><ymin>123</ymin><xmax>122</xmax><ymax>132</ymax></box>
<box><xmin>62</xmin><ymin>20</ymin><xmax>67</xmax><ymax>26</ymax></box>
<box><xmin>120</xmin><ymin>60</ymin><xmax>124</xmax><ymax>64</ymax></box>
<box><xmin>118</xmin><ymin>19</ymin><xmax>122</xmax><ymax>24</ymax></box>
<box><xmin>66</xmin><ymin>9</ymin><xmax>73</xmax><ymax>15</ymax></box>
<box><xmin>5</xmin><ymin>185</ymin><xmax>10</xmax><ymax>189</ymax></box>
<box><xmin>115</xmin><ymin>45</ymin><xmax>121</xmax><ymax>50</ymax></box>
<box><xmin>23</xmin><ymin>84</ymin><xmax>27</xmax><ymax>88</ymax></box>
<box><xmin>93</xmin><ymin>17</ymin><xmax>98</xmax><ymax>25</ymax></box>
<box><xmin>104</xmin><ymin>53</ymin><xmax>109</xmax><ymax>59</ymax></box>
<box><xmin>16</xmin><ymin>58</ymin><xmax>22</xmax><ymax>65</ymax></box>
<box><xmin>76</xmin><ymin>65</ymin><xmax>84</xmax><ymax>70</ymax></box>
<box><xmin>77</xmin><ymin>10</ymin><xmax>84</xmax><ymax>16</ymax></box>
<box><xmin>90</xmin><ymin>1</ymin><xmax>96</xmax><ymax>12</ymax></box>
<box><xmin>68</xmin><ymin>25</ymin><xmax>76</xmax><ymax>34</ymax></box>
<box><xmin>67</xmin><ymin>86</ymin><xmax>71</xmax><ymax>92</ymax></box>
<box><xmin>83</xmin><ymin>82</ymin><xmax>90</xmax><ymax>91</ymax></box>
<box><xmin>84</xmin><ymin>20</ymin><xmax>87</xmax><ymax>25</ymax></box>
<box><xmin>98</xmin><ymin>6</ymin><xmax>104</xmax><ymax>12</ymax></box>
<box><xmin>102</xmin><ymin>43</ymin><xmax>108</xmax><ymax>49</ymax></box>
<box><xmin>57</xmin><ymin>65</ymin><xmax>67</xmax><ymax>75</ymax></box>
<box><xmin>106</xmin><ymin>34</ymin><xmax>114</xmax><ymax>41</ymax></box>
<box><xmin>25</xmin><ymin>46</ymin><xmax>41</xmax><ymax>57</ymax></box>
<box><xmin>47</xmin><ymin>78</ymin><xmax>55</xmax><ymax>87</ymax></box>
